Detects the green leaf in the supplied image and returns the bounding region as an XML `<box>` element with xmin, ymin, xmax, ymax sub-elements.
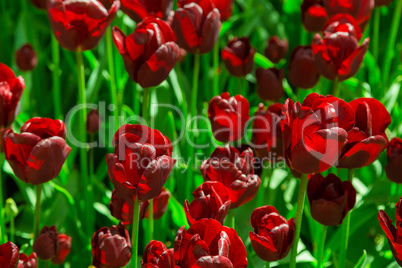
<box><xmin>168</xmin><ymin>195</ymin><xmax>189</xmax><ymax>229</ymax></box>
<box><xmin>353</xmin><ymin>250</ymin><xmax>367</xmax><ymax>268</ymax></box>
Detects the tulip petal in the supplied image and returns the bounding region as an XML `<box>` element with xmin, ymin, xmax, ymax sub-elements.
<box><xmin>338</xmin><ymin>38</ymin><xmax>369</xmax><ymax>81</ymax></box>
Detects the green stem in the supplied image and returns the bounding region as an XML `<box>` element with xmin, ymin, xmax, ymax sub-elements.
<box><xmin>51</xmin><ymin>35</ymin><xmax>62</xmax><ymax>119</ymax></box>
<box><xmin>186</xmin><ymin>54</ymin><xmax>201</xmax><ymax>201</ymax></box>
<box><xmin>289</xmin><ymin>174</ymin><xmax>309</xmax><ymax>268</ymax></box>
<box><xmin>382</xmin><ymin>0</ymin><xmax>402</xmax><ymax>87</ymax></box>
<box><xmin>142</xmin><ymin>88</ymin><xmax>150</xmax><ymax>123</ymax></box>
<box><xmin>45</xmin><ymin>261</ymin><xmax>49</xmax><ymax>268</ymax></box>
<box><xmin>317</xmin><ymin>225</ymin><xmax>328</xmax><ymax>268</ymax></box>
<box><xmin>10</xmin><ymin>216</ymin><xmax>15</xmax><ymax>243</ymax></box>
<box><xmin>238</xmin><ymin>78</ymin><xmax>242</xmax><ymax>95</ymax></box>
<box><xmin>372</xmin><ymin>8</ymin><xmax>380</xmax><ymax>63</ymax></box>
<box><xmin>0</xmin><ymin>156</ymin><xmax>6</xmax><ymax>243</ymax></box>
<box><xmin>331</xmin><ymin>79</ymin><xmax>339</xmax><ymax>97</ymax></box>
<box><xmin>226</xmin><ymin>209</ymin><xmax>235</xmax><ymax>229</ymax></box>
<box><xmin>339</xmin><ymin>169</ymin><xmax>354</xmax><ymax>268</ymax></box>
<box><xmin>88</xmin><ymin>135</ymin><xmax>95</xmax><ymax>234</ymax></box>
<box><xmin>257</xmin><ymin>163</ymin><xmax>272</xmax><ymax>207</ymax></box>
<box><xmin>76</xmin><ymin>51</ymin><xmax>90</xmax><ymax>234</ymax></box>
<box><xmin>131</xmin><ymin>198</ymin><xmax>141</xmax><ymax>268</ymax></box>
<box><xmin>266</xmin><ymin>262</ymin><xmax>270</xmax><ymax>268</ymax></box>
<box><xmin>133</xmin><ymin>83</ymin><xmax>140</xmax><ymax>116</ymax></box>
<box><xmin>106</xmin><ymin>29</ymin><xmax>119</xmax><ymax>131</ymax></box>
<box><xmin>33</xmin><ymin>184</ymin><xmax>43</xmax><ymax>240</ymax></box>
<box><xmin>148</xmin><ymin>199</ymin><xmax>154</xmax><ymax>241</ymax></box>
<box><xmin>213</xmin><ymin>42</ymin><xmax>219</xmax><ymax>96</ymax></box>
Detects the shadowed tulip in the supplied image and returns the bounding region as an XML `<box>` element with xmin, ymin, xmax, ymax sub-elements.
<box><xmin>385</xmin><ymin>138</ymin><xmax>402</xmax><ymax>183</ymax></box>
<box><xmin>265</xmin><ymin>36</ymin><xmax>288</xmax><ymax>64</ymax></box>
<box><xmin>0</xmin><ymin>242</ymin><xmax>19</xmax><ymax>268</ymax></box>
<box><xmin>222</xmin><ymin>37</ymin><xmax>255</xmax><ymax>77</ymax></box>
<box><xmin>33</xmin><ymin>226</ymin><xmax>59</xmax><ymax>260</ymax></box>
<box><xmin>301</xmin><ymin>0</ymin><xmax>328</xmax><ymax>32</ymax></box>
<box><xmin>120</xmin><ymin>0</ymin><xmax>173</xmax><ymax>22</ymax></box>
<box><xmin>256</xmin><ymin>68</ymin><xmax>284</xmax><ymax>101</ymax></box>
<box><xmin>51</xmin><ymin>234</ymin><xmax>72</xmax><ymax>265</ymax></box>
<box><xmin>288</xmin><ymin>45</ymin><xmax>320</xmax><ymax>89</ymax></box>
<box><xmin>15</xmin><ymin>44</ymin><xmax>38</xmax><ymax>71</ymax></box>
<box><xmin>109</xmin><ymin>190</ymin><xmax>149</xmax><ymax>225</ymax></box>
<box><xmin>87</xmin><ymin>109</ymin><xmax>101</xmax><ymax>134</ymax></box>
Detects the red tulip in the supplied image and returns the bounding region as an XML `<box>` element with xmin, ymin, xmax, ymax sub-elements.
<box><xmin>385</xmin><ymin>138</ymin><xmax>402</xmax><ymax>183</ymax></box>
<box><xmin>208</xmin><ymin>92</ymin><xmax>250</xmax><ymax>143</ymax></box>
<box><xmin>109</xmin><ymin>190</ymin><xmax>149</xmax><ymax>224</ymax></box>
<box><xmin>201</xmin><ymin>145</ymin><xmax>261</xmax><ymax>208</ymax></box>
<box><xmin>171</xmin><ymin>0</ymin><xmax>221</xmax><ymax>54</ymax></box>
<box><xmin>312</xmin><ymin>14</ymin><xmax>369</xmax><ymax>82</ymax></box>
<box><xmin>15</xmin><ymin>44</ymin><xmax>38</xmax><ymax>71</ymax></box>
<box><xmin>256</xmin><ymin>68</ymin><xmax>285</xmax><ymax>101</ymax></box>
<box><xmin>337</xmin><ymin>98</ymin><xmax>391</xmax><ymax>168</ymax></box>
<box><xmin>378</xmin><ymin>197</ymin><xmax>402</xmax><ymax>266</ymax></box>
<box><xmin>249</xmin><ymin>206</ymin><xmax>295</xmax><ymax>262</ymax></box>
<box><xmin>212</xmin><ymin>0</ymin><xmax>234</xmax><ymax>21</ymax></box>
<box><xmin>87</xmin><ymin>109</ymin><xmax>101</xmax><ymax>134</ymax></box>
<box><xmin>107</xmin><ymin>124</ymin><xmax>175</xmax><ymax>202</ymax></box>
<box><xmin>307</xmin><ymin>173</ymin><xmax>356</xmax><ymax>225</ymax></box>
<box><xmin>145</xmin><ymin>188</ymin><xmax>171</xmax><ymax>220</ymax></box>
<box><xmin>0</xmin><ymin>63</ymin><xmax>25</xmax><ymax>129</ymax></box>
<box><xmin>113</xmin><ymin>17</ymin><xmax>180</xmax><ymax>88</ymax></box>
<box><xmin>3</xmin><ymin>117</ymin><xmax>71</xmax><ymax>185</ymax></box>
<box><xmin>301</xmin><ymin>0</ymin><xmax>328</xmax><ymax>32</ymax></box>
<box><xmin>323</xmin><ymin>0</ymin><xmax>374</xmax><ymax>30</ymax></box>
<box><xmin>47</xmin><ymin>0</ymin><xmax>120</xmax><ymax>51</ymax></box>
<box><xmin>322</xmin><ymin>13</ymin><xmax>362</xmax><ymax>40</ymax></box>
<box><xmin>0</xmin><ymin>242</ymin><xmax>19</xmax><ymax>268</ymax></box>
<box><xmin>184</xmin><ymin>181</ymin><xmax>231</xmax><ymax>225</ymax></box>
<box><xmin>120</xmin><ymin>0</ymin><xmax>173</xmax><ymax>23</ymax></box>
<box><xmin>91</xmin><ymin>225</ymin><xmax>132</xmax><ymax>268</ymax></box>
<box><xmin>51</xmin><ymin>234</ymin><xmax>72</xmax><ymax>265</ymax></box>
<box><xmin>142</xmin><ymin>240</ymin><xmax>176</xmax><ymax>267</ymax></box>
<box><xmin>174</xmin><ymin>219</ymin><xmax>248</xmax><ymax>267</ymax></box>
<box><xmin>29</xmin><ymin>0</ymin><xmax>47</xmax><ymax>9</ymax></box>
<box><xmin>288</xmin><ymin>45</ymin><xmax>320</xmax><ymax>89</ymax></box>
<box><xmin>33</xmin><ymin>226</ymin><xmax>59</xmax><ymax>260</ymax></box>
<box><xmin>222</xmin><ymin>37</ymin><xmax>255</xmax><ymax>77</ymax></box>
<box><xmin>281</xmin><ymin>93</ymin><xmax>355</xmax><ymax>174</ymax></box>
<box><xmin>18</xmin><ymin>253</ymin><xmax>37</xmax><ymax>268</ymax></box>
<box><xmin>265</xmin><ymin>36</ymin><xmax>288</xmax><ymax>64</ymax></box>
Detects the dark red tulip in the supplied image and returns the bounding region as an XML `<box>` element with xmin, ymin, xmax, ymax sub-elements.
<box><xmin>51</xmin><ymin>234</ymin><xmax>72</xmax><ymax>265</ymax></box>
<box><xmin>0</xmin><ymin>242</ymin><xmax>19</xmax><ymax>268</ymax></box>
<box><xmin>201</xmin><ymin>145</ymin><xmax>261</xmax><ymax>208</ymax></box>
<box><xmin>378</xmin><ymin>197</ymin><xmax>402</xmax><ymax>266</ymax></box>
<box><xmin>322</xmin><ymin>13</ymin><xmax>362</xmax><ymax>40</ymax></box>
<box><xmin>386</xmin><ymin>138</ymin><xmax>402</xmax><ymax>183</ymax></box>
<box><xmin>301</xmin><ymin>0</ymin><xmax>328</xmax><ymax>32</ymax></box>
<box><xmin>323</xmin><ymin>0</ymin><xmax>374</xmax><ymax>30</ymax></box>
<box><xmin>0</xmin><ymin>63</ymin><xmax>25</xmax><ymax>129</ymax></box>
<box><xmin>265</xmin><ymin>36</ymin><xmax>288</xmax><ymax>64</ymax></box>
<box><xmin>87</xmin><ymin>109</ymin><xmax>101</xmax><ymax>134</ymax></box>
<box><xmin>107</xmin><ymin>124</ymin><xmax>175</xmax><ymax>203</ymax></box>
<box><xmin>288</xmin><ymin>45</ymin><xmax>320</xmax><ymax>89</ymax></box>
<box><xmin>33</xmin><ymin>226</ymin><xmax>59</xmax><ymax>260</ymax></box>
<box><xmin>281</xmin><ymin>93</ymin><xmax>355</xmax><ymax>174</ymax></box>
<box><xmin>307</xmin><ymin>173</ymin><xmax>356</xmax><ymax>225</ymax></box>
<box><xmin>109</xmin><ymin>190</ymin><xmax>149</xmax><ymax>224</ymax></box>
<box><xmin>146</xmin><ymin>188</ymin><xmax>170</xmax><ymax>220</ymax></box>
<box><xmin>208</xmin><ymin>92</ymin><xmax>250</xmax><ymax>143</ymax></box>
<box><xmin>91</xmin><ymin>225</ymin><xmax>132</xmax><ymax>268</ymax></box>
<box><xmin>120</xmin><ymin>0</ymin><xmax>173</xmax><ymax>23</ymax></box>
<box><xmin>171</xmin><ymin>0</ymin><xmax>221</xmax><ymax>54</ymax></box>
<box><xmin>174</xmin><ymin>219</ymin><xmax>248</xmax><ymax>267</ymax></box>
<box><xmin>337</xmin><ymin>98</ymin><xmax>391</xmax><ymax>168</ymax></box>
<box><xmin>3</xmin><ymin>117</ymin><xmax>71</xmax><ymax>185</ymax></box>
<box><xmin>142</xmin><ymin>240</ymin><xmax>176</xmax><ymax>267</ymax></box>
<box><xmin>312</xmin><ymin>14</ymin><xmax>369</xmax><ymax>82</ymax></box>
<box><xmin>375</xmin><ymin>0</ymin><xmax>393</xmax><ymax>6</ymax></box>
<box><xmin>222</xmin><ymin>37</ymin><xmax>255</xmax><ymax>77</ymax></box>
<box><xmin>18</xmin><ymin>253</ymin><xmax>37</xmax><ymax>268</ymax></box>
<box><xmin>47</xmin><ymin>0</ymin><xmax>120</xmax><ymax>51</ymax></box>
<box><xmin>249</xmin><ymin>206</ymin><xmax>295</xmax><ymax>262</ymax></box>
<box><xmin>29</xmin><ymin>0</ymin><xmax>47</xmax><ymax>9</ymax></box>
<box><xmin>256</xmin><ymin>68</ymin><xmax>284</xmax><ymax>101</ymax></box>
<box><xmin>251</xmin><ymin>103</ymin><xmax>284</xmax><ymax>160</ymax></box>
<box><xmin>113</xmin><ymin>18</ymin><xmax>180</xmax><ymax>88</ymax></box>
<box><xmin>15</xmin><ymin>44</ymin><xmax>38</xmax><ymax>71</ymax></box>
<box><xmin>212</xmin><ymin>0</ymin><xmax>234</xmax><ymax>21</ymax></box>
<box><xmin>184</xmin><ymin>181</ymin><xmax>231</xmax><ymax>225</ymax></box>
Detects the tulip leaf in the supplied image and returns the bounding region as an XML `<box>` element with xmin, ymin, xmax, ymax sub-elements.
<box><xmin>254</xmin><ymin>53</ymin><xmax>274</xmax><ymax>69</ymax></box>
<box><xmin>353</xmin><ymin>250</ymin><xmax>367</xmax><ymax>268</ymax></box>
<box><xmin>169</xmin><ymin>195</ymin><xmax>189</xmax><ymax>229</ymax></box>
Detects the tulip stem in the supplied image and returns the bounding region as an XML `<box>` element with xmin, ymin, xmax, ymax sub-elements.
<box><xmin>148</xmin><ymin>199</ymin><xmax>154</xmax><ymax>241</ymax></box>
<box><xmin>257</xmin><ymin>163</ymin><xmax>272</xmax><ymax>207</ymax></box>
<box><xmin>317</xmin><ymin>225</ymin><xmax>327</xmax><ymax>268</ymax></box>
<box><xmin>51</xmin><ymin>35</ymin><xmax>63</xmax><ymax>119</ymax></box>
<box><xmin>143</xmin><ymin>88</ymin><xmax>150</xmax><ymax>124</ymax></box>
<box><xmin>213</xmin><ymin>42</ymin><xmax>219</xmax><ymax>96</ymax></box>
<box><xmin>76</xmin><ymin>51</ymin><xmax>90</xmax><ymax>235</ymax></box>
<box><xmin>0</xmin><ymin>156</ymin><xmax>6</xmax><ymax>243</ymax></box>
<box><xmin>33</xmin><ymin>184</ymin><xmax>42</xmax><ymax>240</ymax></box>
<box><xmin>331</xmin><ymin>79</ymin><xmax>339</xmax><ymax>97</ymax></box>
<box><xmin>339</xmin><ymin>169</ymin><xmax>354</xmax><ymax>268</ymax></box>
<box><xmin>289</xmin><ymin>173</ymin><xmax>308</xmax><ymax>268</ymax></box>
<box><xmin>106</xmin><ymin>29</ymin><xmax>119</xmax><ymax>130</ymax></box>
<box><xmin>265</xmin><ymin>262</ymin><xmax>270</xmax><ymax>268</ymax></box>
<box><xmin>10</xmin><ymin>215</ymin><xmax>15</xmax><ymax>243</ymax></box>
<box><xmin>382</xmin><ymin>0</ymin><xmax>401</xmax><ymax>87</ymax></box>
<box><xmin>226</xmin><ymin>209</ymin><xmax>235</xmax><ymax>229</ymax></box>
<box><xmin>186</xmin><ymin>53</ymin><xmax>201</xmax><ymax>201</ymax></box>
<box><xmin>88</xmin><ymin>135</ymin><xmax>95</xmax><ymax>234</ymax></box>
<box><xmin>372</xmin><ymin>8</ymin><xmax>380</xmax><ymax>63</ymax></box>
<box><xmin>131</xmin><ymin>198</ymin><xmax>141</xmax><ymax>268</ymax></box>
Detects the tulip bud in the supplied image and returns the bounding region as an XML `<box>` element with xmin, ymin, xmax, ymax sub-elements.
<box><xmin>18</xmin><ymin>252</ymin><xmax>38</xmax><ymax>268</ymax></box>
<box><xmin>288</xmin><ymin>45</ymin><xmax>320</xmax><ymax>89</ymax></box>
<box><xmin>256</xmin><ymin>67</ymin><xmax>284</xmax><ymax>101</ymax></box>
<box><xmin>385</xmin><ymin>138</ymin><xmax>402</xmax><ymax>183</ymax></box>
<box><xmin>86</xmin><ymin>109</ymin><xmax>101</xmax><ymax>134</ymax></box>
<box><xmin>301</xmin><ymin>0</ymin><xmax>328</xmax><ymax>32</ymax></box>
<box><xmin>265</xmin><ymin>36</ymin><xmax>288</xmax><ymax>64</ymax></box>
<box><xmin>51</xmin><ymin>234</ymin><xmax>72</xmax><ymax>265</ymax></box>
<box><xmin>15</xmin><ymin>44</ymin><xmax>38</xmax><ymax>72</ymax></box>
<box><xmin>33</xmin><ymin>226</ymin><xmax>59</xmax><ymax>260</ymax></box>
<box><xmin>222</xmin><ymin>37</ymin><xmax>255</xmax><ymax>77</ymax></box>
<box><xmin>5</xmin><ymin>198</ymin><xmax>18</xmax><ymax>219</ymax></box>
<box><xmin>0</xmin><ymin>242</ymin><xmax>19</xmax><ymax>267</ymax></box>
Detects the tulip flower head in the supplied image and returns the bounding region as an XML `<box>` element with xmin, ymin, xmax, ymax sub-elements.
<box><xmin>385</xmin><ymin>138</ymin><xmax>402</xmax><ymax>183</ymax></box>
<box><xmin>18</xmin><ymin>252</ymin><xmax>38</xmax><ymax>268</ymax></box>
<box><xmin>222</xmin><ymin>37</ymin><xmax>255</xmax><ymax>77</ymax></box>
<box><xmin>256</xmin><ymin>68</ymin><xmax>285</xmax><ymax>101</ymax></box>
<box><xmin>15</xmin><ymin>44</ymin><xmax>38</xmax><ymax>71</ymax></box>
<box><xmin>51</xmin><ymin>234</ymin><xmax>72</xmax><ymax>265</ymax></box>
<box><xmin>109</xmin><ymin>190</ymin><xmax>149</xmax><ymax>225</ymax></box>
<box><xmin>212</xmin><ymin>0</ymin><xmax>234</xmax><ymax>21</ymax></box>
<box><xmin>288</xmin><ymin>45</ymin><xmax>320</xmax><ymax>89</ymax></box>
<box><xmin>142</xmin><ymin>240</ymin><xmax>176</xmax><ymax>267</ymax></box>
<box><xmin>87</xmin><ymin>109</ymin><xmax>101</xmax><ymax>134</ymax></box>
<box><xmin>33</xmin><ymin>226</ymin><xmax>59</xmax><ymax>260</ymax></box>
<box><xmin>265</xmin><ymin>36</ymin><xmax>288</xmax><ymax>64</ymax></box>
<box><xmin>120</xmin><ymin>0</ymin><xmax>173</xmax><ymax>23</ymax></box>
<box><xmin>301</xmin><ymin>0</ymin><xmax>329</xmax><ymax>32</ymax></box>
<box><xmin>145</xmin><ymin>187</ymin><xmax>171</xmax><ymax>220</ymax></box>
<box><xmin>0</xmin><ymin>242</ymin><xmax>19</xmax><ymax>267</ymax></box>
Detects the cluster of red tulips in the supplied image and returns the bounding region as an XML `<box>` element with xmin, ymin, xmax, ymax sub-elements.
<box><xmin>0</xmin><ymin>0</ymin><xmax>401</xmax><ymax>267</ymax></box>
